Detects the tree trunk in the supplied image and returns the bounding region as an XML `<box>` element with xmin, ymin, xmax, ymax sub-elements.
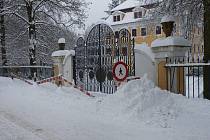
<box><xmin>26</xmin><ymin>2</ymin><xmax>37</xmax><ymax>78</ymax></box>
<box><xmin>0</xmin><ymin>0</ymin><xmax>6</xmax><ymax>65</ymax></box>
<box><xmin>0</xmin><ymin>0</ymin><xmax>7</xmax><ymax>75</ymax></box>
<box><xmin>203</xmin><ymin>0</ymin><xmax>210</xmax><ymax>99</ymax></box>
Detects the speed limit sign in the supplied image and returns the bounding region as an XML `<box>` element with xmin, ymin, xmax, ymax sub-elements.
<box><xmin>112</xmin><ymin>61</ymin><xmax>128</xmax><ymax>82</ymax></box>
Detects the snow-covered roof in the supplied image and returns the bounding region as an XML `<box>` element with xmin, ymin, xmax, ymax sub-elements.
<box><xmin>106</xmin><ymin>7</ymin><xmax>157</xmax><ymax>26</ymax></box>
<box><xmin>151</xmin><ymin>36</ymin><xmax>191</xmax><ymax>48</ymax></box>
<box><xmin>112</xmin><ymin>11</ymin><xmax>125</xmax><ymax>15</ymax></box>
<box><xmin>106</xmin><ymin>11</ymin><xmax>151</xmax><ymax>26</ymax></box>
<box><xmin>135</xmin><ymin>43</ymin><xmax>155</xmax><ymax>61</ymax></box>
<box><xmin>51</xmin><ymin>50</ymin><xmax>75</xmax><ymax>57</ymax></box>
<box><xmin>111</xmin><ymin>0</ymin><xmax>139</xmax><ymax>12</ymax></box>
<box><xmin>111</xmin><ymin>0</ymin><xmax>160</xmax><ymax>12</ymax></box>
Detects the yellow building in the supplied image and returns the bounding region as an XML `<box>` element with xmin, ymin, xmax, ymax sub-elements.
<box><xmin>105</xmin><ymin>0</ymin><xmax>203</xmax><ymax>56</ymax></box>
<box><xmin>105</xmin><ymin>0</ymin><xmax>164</xmax><ymax>47</ymax></box>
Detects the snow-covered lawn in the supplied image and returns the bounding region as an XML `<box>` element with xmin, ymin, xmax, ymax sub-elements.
<box><xmin>0</xmin><ymin>76</ymin><xmax>210</xmax><ymax>140</ymax></box>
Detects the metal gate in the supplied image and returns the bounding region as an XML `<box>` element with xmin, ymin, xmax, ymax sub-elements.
<box><xmin>75</xmin><ymin>24</ymin><xmax>135</xmax><ymax>94</ymax></box>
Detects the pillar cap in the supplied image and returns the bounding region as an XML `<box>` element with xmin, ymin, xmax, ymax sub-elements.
<box><xmin>161</xmin><ymin>15</ymin><xmax>175</xmax><ymax>24</ymax></box>
<box><xmin>58</xmin><ymin>38</ymin><xmax>65</xmax><ymax>44</ymax></box>
<box><xmin>151</xmin><ymin>36</ymin><xmax>191</xmax><ymax>48</ymax></box>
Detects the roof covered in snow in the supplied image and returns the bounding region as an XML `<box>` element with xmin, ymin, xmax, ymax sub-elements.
<box><xmin>106</xmin><ymin>10</ymin><xmax>156</xmax><ymax>26</ymax></box>
<box><xmin>111</xmin><ymin>0</ymin><xmax>139</xmax><ymax>12</ymax></box>
<box><xmin>111</xmin><ymin>0</ymin><xmax>161</xmax><ymax>12</ymax></box>
<box><xmin>106</xmin><ymin>0</ymin><xmax>160</xmax><ymax>26</ymax></box>
<box><xmin>151</xmin><ymin>36</ymin><xmax>191</xmax><ymax>47</ymax></box>
<box><xmin>51</xmin><ymin>50</ymin><xmax>75</xmax><ymax>57</ymax></box>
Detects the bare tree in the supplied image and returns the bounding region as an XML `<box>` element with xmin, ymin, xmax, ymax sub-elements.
<box><xmin>108</xmin><ymin>0</ymin><xmax>120</xmax><ymax>10</ymax></box>
<box><xmin>1</xmin><ymin>0</ymin><xmax>87</xmax><ymax>76</ymax></box>
<box><xmin>154</xmin><ymin>0</ymin><xmax>203</xmax><ymax>39</ymax></box>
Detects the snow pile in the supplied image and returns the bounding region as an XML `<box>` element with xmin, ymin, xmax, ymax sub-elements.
<box><xmin>135</xmin><ymin>43</ymin><xmax>155</xmax><ymax>61</ymax></box>
<box><xmin>1</xmin><ymin>76</ymin><xmax>210</xmax><ymax>140</ymax></box>
<box><xmin>99</xmin><ymin>76</ymin><xmax>184</xmax><ymax>127</ymax></box>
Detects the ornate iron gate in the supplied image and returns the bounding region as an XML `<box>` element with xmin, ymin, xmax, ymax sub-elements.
<box><xmin>75</xmin><ymin>37</ymin><xmax>86</xmax><ymax>88</ymax></box>
<box><xmin>75</xmin><ymin>24</ymin><xmax>135</xmax><ymax>94</ymax></box>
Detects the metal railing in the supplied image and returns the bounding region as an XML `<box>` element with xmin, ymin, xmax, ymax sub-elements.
<box><xmin>0</xmin><ymin>65</ymin><xmax>53</xmax><ymax>80</ymax></box>
<box><xmin>165</xmin><ymin>54</ymin><xmax>208</xmax><ymax>98</ymax></box>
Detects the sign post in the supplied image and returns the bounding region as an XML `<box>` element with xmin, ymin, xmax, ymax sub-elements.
<box><xmin>112</xmin><ymin>61</ymin><xmax>128</xmax><ymax>87</ymax></box>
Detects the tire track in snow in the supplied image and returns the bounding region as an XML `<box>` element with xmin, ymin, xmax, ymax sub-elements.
<box><xmin>0</xmin><ymin>110</ymin><xmax>61</xmax><ymax>140</ymax></box>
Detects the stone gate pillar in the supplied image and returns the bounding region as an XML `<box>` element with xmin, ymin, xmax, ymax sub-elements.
<box><xmin>151</xmin><ymin>15</ymin><xmax>191</xmax><ymax>94</ymax></box>
<box><xmin>51</xmin><ymin>38</ymin><xmax>75</xmax><ymax>86</ymax></box>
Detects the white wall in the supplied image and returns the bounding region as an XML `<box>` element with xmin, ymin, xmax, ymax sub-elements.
<box><xmin>135</xmin><ymin>49</ymin><xmax>156</xmax><ymax>83</ymax></box>
<box><xmin>63</xmin><ymin>55</ymin><xmax>74</xmax><ymax>83</ymax></box>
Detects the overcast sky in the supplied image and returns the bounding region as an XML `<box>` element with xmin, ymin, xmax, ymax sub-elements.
<box><xmin>85</xmin><ymin>0</ymin><xmax>111</xmax><ymax>28</ymax></box>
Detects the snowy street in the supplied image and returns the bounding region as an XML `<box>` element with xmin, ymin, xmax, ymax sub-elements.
<box><xmin>0</xmin><ymin>0</ymin><xmax>209</xmax><ymax>139</ymax></box>
<box><xmin>0</xmin><ymin>77</ymin><xmax>210</xmax><ymax>140</ymax></box>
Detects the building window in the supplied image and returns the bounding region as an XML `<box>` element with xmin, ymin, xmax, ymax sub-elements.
<box><xmin>141</xmin><ymin>28</ymin><xmax>147</xmax><ymax>36</ymax></box>
<box><xmin>113</xmin><ymin>15</ymin><xmax>120</xmax><ymax>22</ymax></box>
<box><xmin>134</xmin><ymin>11</ymin><xmax>142</xmax><ymax>19</ymax></box>
<box><xmin>113</xmin><ymin>16</ymin><xmax>116</xmax><ymax>22</ymax></box>
<box><xmin>132</xmin><ymin>29</ymin><xmax>137</xmax><ymax>37</ymax></box>
<box><xmin>156</xmin><ymin>26</ymin><xmax>161</xmax><ymax>35</ymax></box>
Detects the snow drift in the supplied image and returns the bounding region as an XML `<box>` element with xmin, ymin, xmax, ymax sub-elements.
<box><xmin>1</xmin><ymin>76</ymin><xmax>210</xmax><ymax>140</ymax></box>
<box><xmin>98</xmin><ymin>76</ymin><xmax>209</xmax><ymax>128</ymax></box>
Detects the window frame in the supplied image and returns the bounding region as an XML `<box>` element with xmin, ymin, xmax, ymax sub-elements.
<box><xmin>134</xmin><ymin>11</ymin><xmax>143</xmax><ymax>19</ymax></box>
<box><xmin>156</xmin><ymin>26</ymin><xmax>162</xmax><ymax>35</ymax></box>
<box><xmin>113</xmin><ymin>15</ymin><xmax>121</xmax><ymax>22</ymax></box>
<box><xmin>141</xmin><ymin>27</ymin><xmax>147</xmax><ymax>36</ymax></box>
<box><xmin>132</xmin><ymin>29</ymin><xmax>137</xmax><ymax>37</ymax></box>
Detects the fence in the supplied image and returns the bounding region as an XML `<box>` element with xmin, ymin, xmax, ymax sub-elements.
<box><xmin>165</xmin><ymin>51</ymin><xmax>208</xmax><ymax>98</ymax></box>
<box><xmin>0</xmin><ymin>65</ymin><xmax>53</xmax><ymax>80</ymax></box>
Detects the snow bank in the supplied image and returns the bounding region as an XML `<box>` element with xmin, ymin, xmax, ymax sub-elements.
<box><xmin>1</xmin><ymin>76</ymin><xmax>210</xmax><ymax>140</ymax></box>
<box><xmin>99</xmin><ymin>75</ymin><xmax>210</xmax><ymax>129</ymax></box>
<box><xmin>135</xmin><ymin>43</ymin><xmax>155</xmax><ymax>61</ymax></box>
<box><xmin>99</xmin><ymin>76</ymin><xmax>182</xmax><ymax>127</ymax></box>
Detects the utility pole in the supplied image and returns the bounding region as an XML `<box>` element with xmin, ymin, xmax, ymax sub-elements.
<box><xmin>203</xmin><ymin>0</ymin><xmax>210</xmax><ymax>100</ymax></box>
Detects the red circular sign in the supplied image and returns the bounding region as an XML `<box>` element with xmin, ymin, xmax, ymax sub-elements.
<box><xmin>112</xmin><ymin>61</ymin><xmax>128</xmax><ymax>81</ymax></box>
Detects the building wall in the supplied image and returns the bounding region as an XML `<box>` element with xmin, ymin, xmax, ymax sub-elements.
<box><xmin>111</xmin><ymin>19</ymin><xmax>164</xmax><ymax>47</ymax></box>
<box><xmin>135</xmin><ymin>49</ymin><xmax>155</xmax><ymax>82</ymax></box>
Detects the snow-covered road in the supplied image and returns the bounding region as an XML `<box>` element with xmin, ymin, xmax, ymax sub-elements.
<box><xmin>0</xmin><ymin>77</ymin><xmax>210</xmax><ymax>140</ymax></box>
